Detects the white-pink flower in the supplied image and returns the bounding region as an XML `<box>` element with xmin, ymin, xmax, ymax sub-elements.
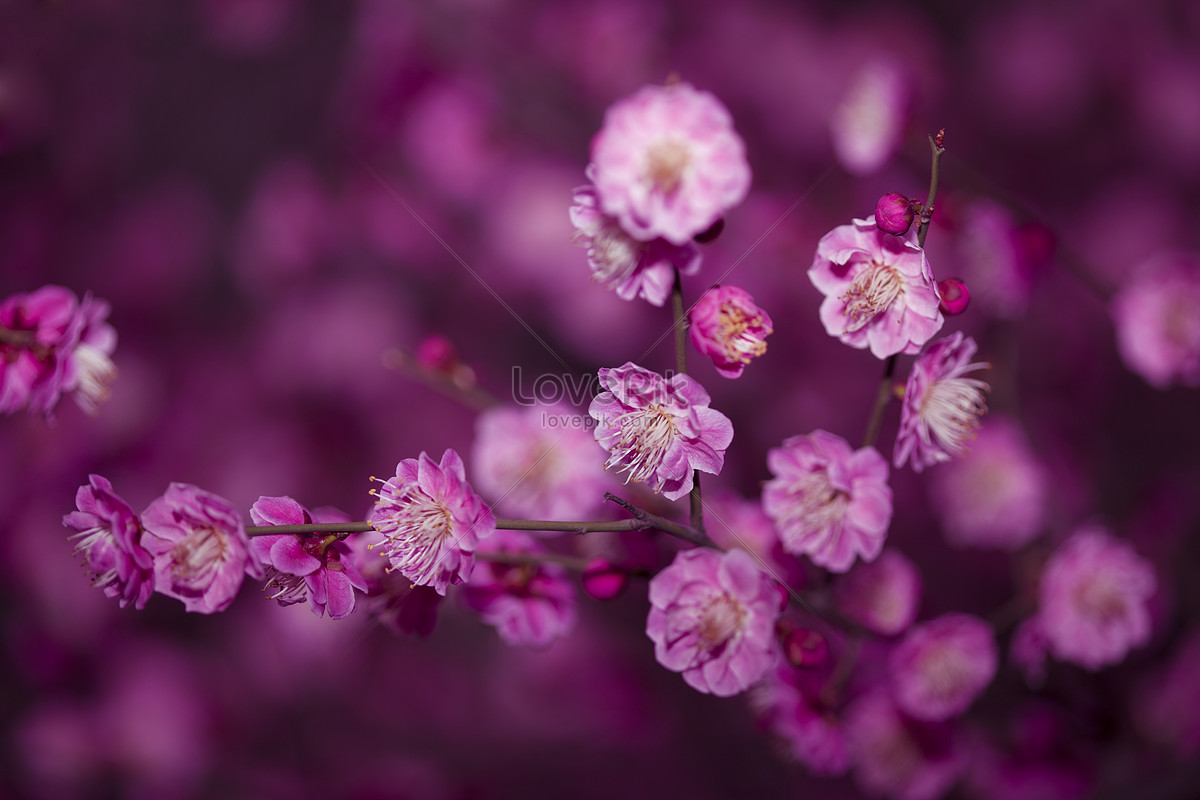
<box><xmin>369</xmin><ymin>449</ymin><xmax>495</xmax><ymax>596</ymax></box>
<box><xmin>646</xmin><ymin>547</ymin><xmax>782</xmax><ymax>697</ymax></box>
<box><xmin>569</xmin><ymin>183</ymin><xmax>701</xmax><ymax>307</ymax></box>
<box><xmin>830</xmin><ymin>60</ymin><xmax>909</xmax><ymax>176</ymax></box>
<box><xmin>1112</xmin><ymin>254</ymin><xmax>1200</xmax><ymax>388</ymax></box>
<box><xmin>1036</xmin><ymin>526</ymin><xmax>1157</xmax><ymax>670</ymax></box>
<box><xmin>894</xmin><ymin>332</ymin><xmax>990</xmax><ymax>472</ymax></box>
<box><xmin>590</xmin><ymin>81</ymin><xmax>751</xmax><ymax>245</ymax></box>
<box><xmin>809</xmin><ymin>217</ymin><xmax>943</xmax><ymax>359</ymax></box>
<box><xmin>834</xmin><ymin>548</ymin><xmax>922</xmax><ymax>636</ymax></box>
<box><xmin>890</xmin><ymin>613</ymin><xmax>998</xmax><ymax>722</ymax></box>
<box><xmin>763</xmin><ymin>430</ymin><xmax>893</xmax><ymax>573</ymax></box>
<box><xmin>588</xmin><ymin>362</ymin><xmax>733</xmax><ymax>501</ymax></box>
<box><xmin>687</xmin><ymin>285</ymin><xmax>773</xmax><ymax>379</ymax></box>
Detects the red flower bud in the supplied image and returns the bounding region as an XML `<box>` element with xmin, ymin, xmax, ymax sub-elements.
<box><xmin>875</xmin><ymin>192</ymin><xmax>916</xmax><ymax>236</ymax></box>
<box><xmin>781</xmin><ymin>624</ymin><xmax>829</xmax><ymax>668</ymax></box>
<box><xmin>581</xmin><ymin>558</ymin><xmax>628</xmax><ymax>600</ymax></box>
<box><xmin>937</xmin><ymin>278</ymin><xmax>971</xmax><ymax>316</ymax></box>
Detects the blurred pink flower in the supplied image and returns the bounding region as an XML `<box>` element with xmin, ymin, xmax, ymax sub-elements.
<box><xmin>589</xmin><ymin>362</ymin><xmax>733</xmax><ymax>500</ymax></box>
<box><xmin>752</xmin><ymin>665</ymin><xmax>850</xmax><ymax>776</ymax></box>
<box><xmin>1112</xmin><ymin>254</ymin><xmax>1200</xmax><ymax>388</ymax></box>
<box><xmin>249</xmin><ymin>496</ymin><xmax>368</xmax><ymax>620</ymax></box>
<box><xmin>809</xmin><ymin>217</ymin><xmax>943</xmax><ymax>359</ymax></box>
<box><xmin>763</xmin><ymin>429</ymin><xmax>893</xmax><ymax>573</ymax></box>
<box><xmin>834</xmin><ymin>548</ymin><xmax>922</xmax><ymax>636</ymax></box>
<box><xmin>894</xmin><ymin>332</ymin><xmax>990</xmax><ymax>472</ymax></box>
<box><xmin>462</xmin><ymin>530</ymin><xmax>577</xmax><ymax>648</ymax></box>
<box><xmin>570</xmin><ymin>182</ymin><xmax>701</xmax><ymax>306</ymax></box>
<box><xmin>1036</xmin><ymin>526</ymin><xmax>1156</xmax><ymax>670</ymax></box>
<box><xmin>63</xmin><ymin>474</ymin><xmax>154</xmax><ymax>610</ymax></box>
<box><xmin>646</xmin><ymin>547</ymin><xmax>781</xmax><ymax>697</ymax></box>
<box><xmin>687</xmin><ymin>285</ymin><xmax>774</xmax><ymax>378</ymax></box>
<box><xmin>60</xmin><ymin>292</ymin><xmax>118</xmax><ymax>416</ymax></box>
<box><xmin>890</xmin><ymin>613</ymin><xmax>998</xmax><ymax>722</ymax></box>
<box><xmin>956</xmin><ymin>201</ymin><xmax>1036</xmax><ymax>319</ymax></box>
<box><xmin>928</xmin><ymin>418</ymin><xmax>1047</xmax><ymax>550</ymax></box>
<box><xmin>471</xmin><ymin>402</ymin><xmax>610</xmax><ymax>520</ymax></box>
<box><xmin>830</xmin><ymin>60</ymin><xmax>909</xmax><ymax>175</ymax></box>
<box><xmin>590</xmin><ymin>81</ymin><xmax>751</xmax><ymax>245</ymax></box>
<box><xmin>141</xmin><ymin>483</ymin><xmax>263</xmax><ymax>614</ymax></box>
<box><xmin>369</xmin><ymin>449</ymin><xmax>495</xmax><ymax>596</ymax></box>
<box><xmin>845</xmin><ymin>690</ymin><xmax>964</xmax><ymax>800</ymax></box>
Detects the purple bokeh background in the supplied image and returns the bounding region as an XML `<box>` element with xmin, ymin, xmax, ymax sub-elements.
<box><xmin>3</xmin><ymin>0</ymin><xmax>1200</xmax><ymax>797</ymax></box>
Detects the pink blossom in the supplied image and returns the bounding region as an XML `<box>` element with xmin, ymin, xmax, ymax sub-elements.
<box><xmin>763</xmin><ymin>430</ymin><xmax>893</xmax><ymax>573</ymax></box>
<box><xmin>140</xmin><ymin>483</ymin><xmax>263</xmax><ymax>614</ymax></box>
<box><xmin>569</xmin><ymin>183</ymin><xmax>701</xmax><ymax>307</ymax></box>
<box><xmin>845</xmin><ymin>690</ymin><xmax>964</xmax><ymax>800</ymax></box>
<box><xmin>809</xmin><ymin>217</ymin><xmax>943</xmax><ymax>359</ymax></box>
<box><xmin>830</xmin><ymin>60</ymin><xmax>909</xmax><ymax>175</ymax></box>
<box><xmin>588</xmin><ymin>362</ymin><xmax>733</xmax><ymax>501</ymax></box>
<box><xmin>1036</xmin><ymin>527</ymin><xmax>1157</xmax><ymax>670</ymax></box>
<box><xmin>894</xmin><ymin>332</ymin><xmax>990</xmax><ymax>473</ymax></box>
<box><xmin>471</xmin><ymin>402</ymin><xmax>609</xmax><ymax>520</ymax></box>
<box><xmin>646</xmin><ymin>547</ymin><xmax>782</xmax><ymax>697</ymax></box>
<box><xmin>369</xmin><ymin>449</ymin><xmax>495</xmax><ymax>596</ymax></box>
<box><xmin>62</xmin><ymin>474</ymin><xmax>154</xmax><ymax>610</ymax></box>
<box><xmin>1112</xmin><ymin>254</ymin><xmax>1200</xmax><ymax>388</ymax></box>
<box><xmin>890</xmin><ymin>613</ymin><xmax>998</xmax><ymax>721</ymax></box>
<box><xmin>1009</xmin><ymin>616</ymin><xmax>1050</xmax><ymax>688</ymax></box>
<box><xmin>461</xmin><ymin>530</ymin><xmax>577</xmax><ymax>648</ymax></box>
<box><xmin>928</xmin><ymin>417</ymin><xmax>1047</xmax><ymax>550</ymax></box>
<box><xmin>834</xmin><ymin>549</ymin><xmax>922</xmax><ymax>636</ymax></box>
<box><xmin>589</xmin><ymin>81</ymin><xmax>751</xmax><ymax>245</ymax></box>
<box><xmin>956</xmin><ymin>201</ymin><xmax>1035</xmax><ymax>319</ymax></box>
<box><xmin>752</xmin><ymin>665</ymin><xmax>850</xmax><ymax>776</ymax></box>
<box><xmin>687</xmin><ymin>285</ymin><xmax>773</xmax><ymax>378</ymax></box>
<box><xmin>249</xmin><ymin>496</ymin><xmax>368</xmax><ymax>620</ymax></box>
<box><xmin>60</xmin><ymin>292</ymin><xmax>118</xmax><ymax>416</ymax></box>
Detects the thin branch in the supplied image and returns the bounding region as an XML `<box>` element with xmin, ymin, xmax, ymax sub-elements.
<box><xmin>604</xmin><ymin>492</ymin><xmax>712</xmax><ymax>548</ymax></box>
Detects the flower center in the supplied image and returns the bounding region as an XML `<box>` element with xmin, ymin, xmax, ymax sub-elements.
<box><xmin>72</xmin><ymin>342</ymin><xmax>117</xmax><ymax>415</ymax></box>
<box><xmin>1074</xmin><ymin>575</ymin><xmax>1127</xmax><ymax>623</ymax></box>
<box><xmin>779</xmin><ymin>468</ymin><xmax>850</xmax><ymax>540</ymax></box>
<box><xmin>589</xmin><ymin>223</ymin><xmax>641</xmax><ymax>285</ymax></box>
<box><xmin>718</xmin><ymin>303</ymin><xmax>770</xmax><ymax>364</ymax></box>
<box><xmin>604</xmin><ymin>404</ymin><xmax>678</xmax><ymax>490</ymax></box>
<box><xmin>372</xmin><ymin>489</ymin><xmax>454</xmax><ymax>575</ymax></box>
<box><xmin>696</xmin><ymin>592</ymin><xmax>744</xmax><ymax>651</ymax></box>
<box><xmin>168</xmin><ymin>525</ymin><xmax>227</xmax><ymax>589</ymax></box>
<box><xmin>643</xmin><ymin>137</ymin><xmax>691</xmax><ymax>195</ymax></box>
<box><xmin>919</xmin><ymin>642</ymin><xmax>974</xmax><ymax>703</ymax></box>
<box><xmin>841</xmin><ymin>262</ymin><xmax>902</xmax><ymax>333</ymax></box>
<box><xmin>920</xmin><ymin>375</ymin><xmax>989</xmax><ymax>455</ymax></box>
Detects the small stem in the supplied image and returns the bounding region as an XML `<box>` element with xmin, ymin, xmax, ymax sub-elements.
<box><xmin>381</xmin><ymin>347</ymin><xmax>497</xmax><ymax>412</ymax></box>
<box><xmin>246</xmin><ymin>521</ymin><xmax>374</xmax><ymax>537</ymax></box>
<box><xmin>604</xmin><ymin>492</ymin><xmax>712</xmax><ymax>548</ymax></box>
<box><xmin>862</xmin><ymin>354</ymin><xmax>898</xmax><ymax>449</ymax></box>
<box><xmin>671</xmin><ymin>268</ymin><xmax>705</xmax><ymax>534</ymax></box>
<box><xmin>916</xmin><ymin>130</ymin><xmax>945</xmax><ymax>249</ymax></box>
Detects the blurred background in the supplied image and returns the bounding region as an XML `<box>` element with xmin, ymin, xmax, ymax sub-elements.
<box><xmin>2</xmin><ymin>0</ymin><xmax>1200</xmax><ymax>797</ymax></box>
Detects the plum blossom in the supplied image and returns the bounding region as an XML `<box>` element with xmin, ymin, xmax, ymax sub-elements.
<box><xmin>63</xmin><ymin>474</ymin><xmax>154</xmax><ymax>610</ymax></box>
<box><xmin>1035</xmin><ymin>527</ymin><xmax>1156</xmax><ymax>670</ymax></box>
<box><xmin>1112</xmin><ymin>254</ymin><xmax>1200</xmax><ymax>388</ymax></box>
<box><xmin>894</xmin><ymin>332</ymin><xmax>990</xmax><ymax>472</ymax></box>
<box><xmin>140</xmin><ymin>483</ymin><xmax>263</xmax><ymax>614</ymax></box>
<box><xmin>248</xmin><ymin>496</ymin><xmax>368</xmax><ymax>620</ymax></box>
<box><xmin>890</xmin><ymin>613</ymin><xmax>998</xmax><ymax>722</ymax></box>
<box><xmin>763</xmin><ymin>429</ymin><xmax>893</xmax><ymax>573</ymax></box>
<box><xmin>687</xmin><ymin>285</ymin><xmax>773</xmax><ymax>378</ymax></box>
<box><xmin>646</xmin><ymin>547</ymin><xmax>782</xmax><ymax>697</ymax></box>
<box><xmin>569</xmin><ymin>183</ymin><xmax>700</xmax><ymax>307</ymax></box>
<box><xmin>845</xmin><ymin>690</ymin><xmax>964</xmax><ymax>800</ymax></box>
<box><xmin>461</xmin><ymin>530</ymin><xmax>577</xmax><ymax>648</ymax></box>
<box><xmin>369</xmin><ymin>449</ymin><xmax>495</xmax><ymax>596</ymax></box>
<box><xmin>589</xmin><ymin>81</ymin><xmax>751</xmax><ymax>245</ymax></box>
<box><xmin>1</xmin><ymin>285</ymin><xmax>119</xmax><ymax>419</ymax></box>
<box><xmin>928</xmin><ymin>418</ymin><xmax>1047</xmax><ymax>550</ymax></box>
<box><xmin>830</xmin><ymin>60</ymin><xmax>910</xmax><ymax>175</ymax></box>
<box><xmin>833</xmin><ymin>548</ymin><xmax>922</xmax><ymax>636</ymax></box>
<box><xmin>588</xmin><ymin>362</ymin><xmax>733</xmax><ymax>501</ymax></box>
<box><xmin>809</xmin><ymin>217</ymin><xmax>943</xmax><ymax>359</ymax></box>
<box><xmin>471</xmin><ymin>402</ymin><xmax>610</xmax><ymax>520</ymax></box>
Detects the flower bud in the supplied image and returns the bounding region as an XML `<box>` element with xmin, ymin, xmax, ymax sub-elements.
<box><xmin>875</xmin><ymin>192</ymin><xmax>916</xmax><ymax>235</ymax></box>
<box><xmin>581</xmin><ymin>558</ymin><xmax>628</xmax><ymax>600</ymax></box>
<box><xmin>779</xmin><ymin>622</ymin><xmax>829</xmax><ymax>668</ymax></box>
<box><xmin>415</xmin><ymin>334</ymin><xmax>459</xmax><ymax>372</ymax></box>
<box><xmin>937</xmin><ymin>278</ymin><xmax>971</xmax><ymax>316</ymax></box>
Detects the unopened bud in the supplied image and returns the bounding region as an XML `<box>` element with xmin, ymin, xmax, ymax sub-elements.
<box><xmin>937</xmin><ymin>278</ymin><xmax>971</xmax><ymax>316</ymax></box>
<box><xmin>581</xmin><ymin>558</ymin><xmax>628</xmax><ymax>600</ymax></box>
<box><xmin>415</xmin><ymin>334</ymin><xmax>459</xmax><ymax>372</ymax></box>
<box><xmin>875</xmin><ymin>192</ymin><xmax>916</xmax><ymax>235</ymax></box>
<box><xmin>781</xmin><ymin>624</ymin><xmax>829</xmax><ymax>668</ymax></box>
<box><xmin>693</xmin><ymin>217</ymin><xmax>725</xmax><ymax>244</ymax></box>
